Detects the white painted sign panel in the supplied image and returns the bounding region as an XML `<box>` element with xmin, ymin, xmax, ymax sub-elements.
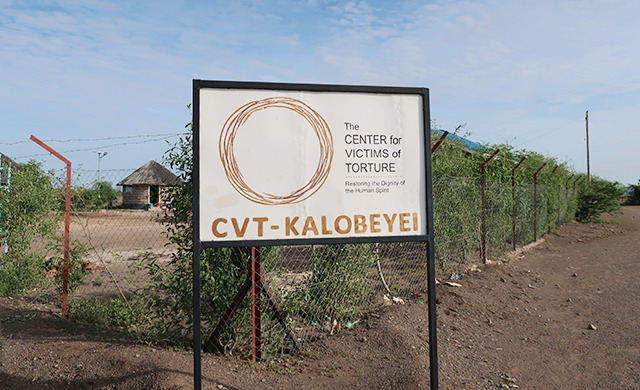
<box><xmin>197</xmin><ymin>83</ymin><xmax>428</xmax><ymax>244</ymax></box>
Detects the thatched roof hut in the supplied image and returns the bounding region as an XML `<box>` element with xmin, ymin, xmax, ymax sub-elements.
<box><xmin>117</xmin><ymin>160</ymin><xmax>183</xmax><ymax>208</ymax></box>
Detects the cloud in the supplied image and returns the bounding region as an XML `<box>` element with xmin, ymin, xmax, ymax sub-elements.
<box><xmin>310</xmin><ymin>0</ymin><xmax>640</xmax><ymax>107</ymax></box>
<box><xmin>1</xmin><ymin>0</ymin><xmax>640</xmax><ymax>182</ymax></box>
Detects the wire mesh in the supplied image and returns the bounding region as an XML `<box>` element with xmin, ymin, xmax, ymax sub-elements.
<box><xmin>45</xmin><ymin>169</ymin><xmax>174</xmax><ymax>301</ymax></box>
<box><xmin>1</xmin><ymin>162</ymin><xmax>578</xmax><ymax>360</ymax></box>
<box><xmin>203</xmin><ymin>241</ymin><xmax>429</xmax><ymax>359</ymax></box>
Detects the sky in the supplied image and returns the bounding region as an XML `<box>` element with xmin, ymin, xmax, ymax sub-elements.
<box><xmin>1</xmin><ymin>0</ymin><xmax>639</xmax><ymax>185</ymax></box>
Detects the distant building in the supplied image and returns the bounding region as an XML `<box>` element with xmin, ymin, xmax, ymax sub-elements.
<box><xmin>117</xmin><ymin>161</ymin><xmax>183</xmax><ymax>208</ymax></box>
<box><xmin>0</xmin><ymin>153</ymin><xmax>19</xmax><ymax>186</ymax></box>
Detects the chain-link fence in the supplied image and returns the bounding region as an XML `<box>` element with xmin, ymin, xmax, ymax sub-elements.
<box><xmin>432</xmin><ymin>176</ymin><xmax>578</xmax><ymax>276</ymax></box>
<box><xmin>3</xmin><ymin>161</ymin><xmax>578</xmax><ymax>359</ymax></box>
<box><xmin>202</xmin><ymin>241</ymin><xmax>429</xmax><ymax>357</ymax></box>
<box><xmin>44</xmin><ymin>169</ymin><xmax>174</xmax><ymax>302</ymax></box>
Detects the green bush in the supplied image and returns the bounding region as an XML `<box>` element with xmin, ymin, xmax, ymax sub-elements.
<box><xmin>68</xmin><ymin>297</ymin><xmax>156</xmax><ymax>342</ymax></box>
<box><xmin>430</xmin><ymin>130</ymin><xmax>580</xmax><ymax>266</ymax></box>
<box><xmin>131</xmin><ymin>122</ymin><xmax>254</xmax><ymax>348</ymax></box>
<box><xmin>289</xmin><ymin>244</ymin><xmax>376</xmax><ymax>324</ymax></box>
<box><xmin>0</xmin><ymin>252</ymin><xmax>50</xmax><ymax>296</ymax></box>
<box><xmin>0</xmin><ymin>161</ymin><xmax>58</xmax><ymax>296</ymax></box>
<box><xmin>576</xmin><ymin>177</ymin><xmax>626</xmax><ymax>222</ymax></box>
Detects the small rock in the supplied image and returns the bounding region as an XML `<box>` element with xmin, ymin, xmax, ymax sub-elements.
<box><xmin>572</xmin><ymin>273</ymin><xmax>578</xmax><ymax>277</ymax></box>
<box><xmin>588</xmin><ymin>323</ymin><xmax>597</xmax><ymax>330</ymax></box>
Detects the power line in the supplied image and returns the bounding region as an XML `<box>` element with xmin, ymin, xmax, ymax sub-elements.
<box><xmin>515</xmin><ymin>117</ymin><xmax>580</xmax><ymax>148</ymax></box>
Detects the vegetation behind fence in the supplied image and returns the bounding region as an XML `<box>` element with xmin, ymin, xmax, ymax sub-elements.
<box><xmin>0</xmin><ymin>128</ymin><xmax>625</xmax><ymax>360</ymax></box>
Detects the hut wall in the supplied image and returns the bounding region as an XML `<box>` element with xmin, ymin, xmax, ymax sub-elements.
<box><xmin>122</xmin><ymin>185</ymin><xmax>149</xmax><ymax>207</ymax></box>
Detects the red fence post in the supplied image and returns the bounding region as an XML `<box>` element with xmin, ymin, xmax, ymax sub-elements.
<box><xmin>431</xmin><ymin>130</ymin><xmax>449</xmax><ymax>153</ymax></box>
<box><xmin>573</xmin><ymin>176</ymin><xmax>583</xmax><ymax>191</ymax></box>
<box><xmin>481</xmin><ymin>149</ymin><xmax>500</xmax><ymax>263</ymax></box>
<box><xmin>562</xmin><ymin>174</ymin><xmax>575</xmax><ymax>224</ymax></box>
<box><xmin>533</xmin><ymin>163</ymin><xmax>547</xmax><ymax>242</ymax></box>
<box><xmin>30</xmin><ymin>135</ymin><xmax>71</xmax><ymax>318</ymax></box>
<box><xmin>548</xmin><ymin>166</ymin><xmax>558</xmax><ymax>232</ymax></box>
<box><xmin>565</xmin><ymin>174</ymin><xmax>574</xmax><ymax>197</ymax></box>
<box><xmin>511</xmin><ymin>157</ymin><xmax>526</xmax><ymax>251</ymax></box>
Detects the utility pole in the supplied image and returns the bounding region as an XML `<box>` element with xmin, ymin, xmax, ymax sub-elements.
<box><xmin>97</xmin><ymin>151</ymin><xmax>108</xmax><ymax>183</ymax></box>
<box><xmin>585</xmin><ymin>111</ymin><xmax>591</xmax><ymax>183</ymax></box>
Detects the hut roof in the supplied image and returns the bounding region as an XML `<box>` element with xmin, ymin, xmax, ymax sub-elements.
<box><xmin>117</xmin><ymin>160</ymin><xmax>183</xmax><ymax>186</ymax></box>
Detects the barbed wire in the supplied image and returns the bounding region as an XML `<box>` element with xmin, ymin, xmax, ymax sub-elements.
<box><xmin>0</xmin><ymin>132</ymin><xmax>188</xmax><ymax>146</ymax></box>
<box><xmin>13</xmin><ymin>133</ymin><xmax>186</xmax><ymax>159</ymax></box>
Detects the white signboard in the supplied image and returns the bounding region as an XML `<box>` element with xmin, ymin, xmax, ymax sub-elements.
<box><xmin>195</xmin><ymin>81</ymin><xmax>429</xmax><ymax>245</ymax></box>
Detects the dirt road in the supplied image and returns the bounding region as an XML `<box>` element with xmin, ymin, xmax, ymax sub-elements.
<box><xmin>438</xmin><ymin>205</ymin><xmax>640</xmax><ymax>389</ymax></box>
<box><xmin>1</xmin><ymin>207</ymin><xmax>639</xmax><ymax>389</ymax></box>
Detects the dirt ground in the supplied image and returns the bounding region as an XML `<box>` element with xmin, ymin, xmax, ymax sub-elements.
<box><xmin>1</xmin><ymin>206</ymin><xmax>639</xmax><ymax>389</ymax></box>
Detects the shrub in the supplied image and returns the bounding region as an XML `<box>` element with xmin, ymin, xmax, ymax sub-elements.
<box><xmin>0</xmin><ymin>252</ymin><xmax>50</xmax><ymax>296</ymax></box>
<box><xmin>576</xmin><ymin>177</ymin><xmax>626</xmax><ymax>222</ymax></box>
<box><xmin>68</xmin><ymin>297</ymin><xmax>156</xmax><ymax>342</ymax></box>
<box><xmin>0</xmin><ymin>160</ymin><xmax>58</xmax><ymax>296</ymax></box>
<box><xmin>289</xmin><ymin>244</ymin><xmax>376</xmax><ymax>324</ymax></box>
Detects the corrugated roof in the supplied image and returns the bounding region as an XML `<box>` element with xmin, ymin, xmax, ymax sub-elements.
<box><xmin>117</xmin><ymin>160</ymin><xmax>183</xmax><ymax>186</ymax></box>
<box><xmin>431</xmin><ymin>129</ymin><xmax>484</xmax><ymax>153</ymax></box>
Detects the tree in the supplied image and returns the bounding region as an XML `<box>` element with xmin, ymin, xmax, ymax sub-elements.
<box><xmin>133</xmin><ymin>120</ymin><xmax>252</xmax><ymax>349</ymax></box>
<box><xmin>63</xmin><ymin>180</ymin><xmax>120</xmax><ymax>211</ymax></box>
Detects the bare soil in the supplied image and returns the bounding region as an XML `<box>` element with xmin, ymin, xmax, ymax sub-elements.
<box><xmin>1</xmin><ymin>206</ymin><xmax>640</xmax><ymax>389</ymax></box>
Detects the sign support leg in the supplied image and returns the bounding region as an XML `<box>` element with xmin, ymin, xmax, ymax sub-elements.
<box><xmin>251</xmin><ymin>246</ymin><xmax>262</xmax><ymax>362</ymax></box>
